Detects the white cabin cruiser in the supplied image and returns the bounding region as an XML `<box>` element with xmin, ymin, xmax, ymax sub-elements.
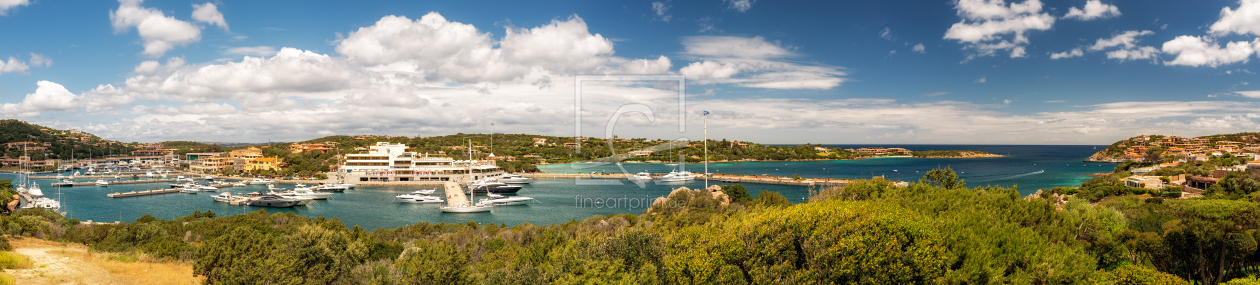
<box><xmin>628</xmin><ymin>172</ymin><xmax>653</xmax><ymax>181</ymax></box>
<box><xmin>496</xmin><ymin>174</ymin><xmax>533</xmax><ymax>184</ymax></box>
<box><xmin>28</xmin><ymin>184</ymin><xmax>43</xmax><ymax>197</ymax></box>
<box><xmin>51</xmin><ymin>179</ymin><xmax>74</xmax><ymax>187</ymax></box>
<box><xmin>279</xmin><ymin>188</ymin><xmax>332</xmax><ymax>200</ymax></box>
<box><xmin>212</xmin><ymin>192</ymin><xmax>236</xmax><ymax>202</ymax></box>
<box><xmin>94</xmin><ymin>179</ymin><xmax>110</xmax><ymax>186</ymax></box>
<box><xmin>199</xmin><ymin>186</ymin><xmax>219</xmax><ymax>191</ymax></box>
<box><xmin>249</xmin><ymin>178</ymin><xmax>273</xmax><ymax>185</ymax></box>
<box><xmin>180</xmin><ymin>188</ymin><xmax>200</xmax><ymax>194</ymax></box>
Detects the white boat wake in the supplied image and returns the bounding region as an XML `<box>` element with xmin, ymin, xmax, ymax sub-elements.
<box><xmin>971</xmin><ymin>170</ymin><xmax>1045</xmax><ymax>183</ymax></box>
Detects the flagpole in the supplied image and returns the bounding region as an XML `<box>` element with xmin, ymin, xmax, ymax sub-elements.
<box><xmin>704</xmin><ymin>111</ymin><xmax>708</xmax><ymax>190</ymax></box>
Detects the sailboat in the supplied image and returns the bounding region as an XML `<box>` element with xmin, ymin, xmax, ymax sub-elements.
<box><xmin>664</xmin><ymin>140</ymin><xmax>679</xmax><ymax>167</ymax></box>
<box><xmin>441</xmin><ymin>139</ymin><xmax>492</xmax><ymax>213</ymax></box>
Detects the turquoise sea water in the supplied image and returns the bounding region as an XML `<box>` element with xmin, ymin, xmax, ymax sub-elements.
<box><xmin>2</xmin><ymin>145</ymin><xmax>1109</xmax><ymax>230</ymax></box>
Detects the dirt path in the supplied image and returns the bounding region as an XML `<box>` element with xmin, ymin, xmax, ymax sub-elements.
<box><xmin>6</xmin><ymin>237</ymin><xmax>200</xmax><ymax>284</ymax></box>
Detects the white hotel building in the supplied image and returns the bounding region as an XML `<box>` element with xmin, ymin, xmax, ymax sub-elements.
<box><xmin>341</xmin><ymin>142</ymin><xmax>503</xmax><ymax>183</ymax></box>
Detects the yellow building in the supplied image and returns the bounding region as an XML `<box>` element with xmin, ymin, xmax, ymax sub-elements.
<box><xmin>247</xmin><ymin>157</ymin><xmax>283</xmax><ymax>171</ymax></box>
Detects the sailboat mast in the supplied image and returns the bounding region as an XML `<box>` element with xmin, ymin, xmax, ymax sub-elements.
<box><xmin>703</xmin><ymin>111</ymin><xmax>708</xmax><ymax>190</ymax></box>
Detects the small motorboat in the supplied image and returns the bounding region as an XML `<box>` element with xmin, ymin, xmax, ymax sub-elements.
<box><xmin>199</xmin><ymin>186</ymin><xmax>218</xmax><ymax>192</ymax></box>
<box><xmin>231</xmin><ymin>182</ymin><xmax>248</xmax><ymax>187</ymax></box>
<box><xmin>212</xmin><ymin>192</ymin><xmax>235</xmax><ymax>202</ymax></box>
<box><xmin>94</xmin><ymin>179</ymin><xmax>110</xmax><ymax>186</ymax></box>
<box><xmin>180</xmin><ymin>188</ymin><xmax>200</xmax><ymax>194</ymax></box>
<box><xmin>628</xmin><ymin>171</ymin><xmax>653</xmax><ymax>181</ymax></box>
<box><xmin>51</xmin><ymin>179</ymin><xmax>75</xmax><ymax>187</ymax></box>
<box><xmin>249</xmin><ymin>178</ymin><xmax>273</xmax><ymax>185</ymax></box>
<box><xmin>338</xmin><ymin>183</ymin><xmax>357</xmax><ymax>189</ymax></box>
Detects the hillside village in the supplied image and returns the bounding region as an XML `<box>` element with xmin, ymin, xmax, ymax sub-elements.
<box><xmin>1070</xmin><ymin>132</ymin><xmax>1260</xmax><ymax>200</ymax></box>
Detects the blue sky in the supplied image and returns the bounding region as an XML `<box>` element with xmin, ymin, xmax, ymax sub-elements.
<box><xmin>2</xmin><ymin>0</ymin><xmax>1260</xmax><ymax>145</ymax></box>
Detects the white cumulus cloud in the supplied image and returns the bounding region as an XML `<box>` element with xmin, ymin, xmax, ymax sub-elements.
<box><xmin>1161</xmin><ymin>35</ymin><xmax>1259</xmax><ymax>67</ymax></box>
<box><xmin>191</xmin><ymin>2</ymin><xmax>228</xmax><ymax>31</ymax></box>
<box><xmin>110</xmin><ymin>0</ymin><xmax>203</xmax><ymax>58</ymax></box>
<box><xmin>0</xmin><ymin>56</ymin><xmax>29</xmax><ymax>75</ymax></box>
<box><xmin>1090</xmin><ymin>30</ymin><xmax>1153</xmax><ymax>50</ymax></box>
<box><xmin>1063</xmin><ymin>0</ymin><xmax>1121</xmax><ymax>21</ymax></box>
<box><xmin>913</xmin><ymin>43</ymin><xmax>926</xmax><ymax>53</ymax></box>
<box><xmin>0</xmin><ymin>81</ymin><xmax>80</xmax><ymax>116</ymax></box>
<box><xmin>1050</xmin><ymin>48</ymin><xmax>1083</xmax><ymax>59</ymax></box>
<box><xmin>0</xmin><ymin>0</ymin><xmax>29</xmax><ymax>16</ymax></box>
<box><xmin>944</xmin><ymin>0</ymin><xmax>1056</xmax><ymax>60</ymax></box>
<box><xmin>28</xmin><ymin>53</ymin><xmax>50</xmax><ymax>67</ymax></box>
<box><xmin>1210</xmin><ymin>0</ymin><xmax>1260</xmax><ymax>36</ymax></box>
<box><xmin>678</xmin><ymin>36</ymin><xmax>844</xmax><ymax>89</ymax></box>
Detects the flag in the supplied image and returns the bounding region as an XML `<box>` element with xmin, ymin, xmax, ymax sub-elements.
<box><xmin>703</xmin><ymin>111</ymin><xmax>709</xmax><ymax>115</ymax></box>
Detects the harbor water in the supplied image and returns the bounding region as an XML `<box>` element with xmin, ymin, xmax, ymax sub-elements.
<box><xmin>3</xmin><ymin>145</ymin><xmax>1109</xmax><ymax>230</ymax></box>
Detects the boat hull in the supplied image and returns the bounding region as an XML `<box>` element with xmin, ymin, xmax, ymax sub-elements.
<box><xmin>440</xmin><ymin>206</ymin><xmax>492</xmax><ymax>213</ymax></box>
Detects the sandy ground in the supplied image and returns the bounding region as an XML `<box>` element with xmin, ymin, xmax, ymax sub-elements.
<box><xmin>6</xmin><ymin>237</ymin><xmax>200</xmax><ymax>285</ymax></box>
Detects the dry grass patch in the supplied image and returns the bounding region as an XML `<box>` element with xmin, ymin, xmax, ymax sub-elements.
<box><xmin>7</xmin><ymin>236</ymin><xmax>201</xmax><ymax>285</ymax></box>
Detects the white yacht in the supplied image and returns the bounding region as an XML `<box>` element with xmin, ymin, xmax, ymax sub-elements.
<box><xmin>31</xmin><ymin>197</ymin><xmax>60</xmax><ymax>210</ymax></box>
<box><xmin>496</xmin><ymin>174</ymin><xmax>533</xmax><ymax>184</ymax></box>
<box><xmin>476</xmin><ymin>194</ymin><xmax>534</xmax><ymax>206</ymax></box>
<box><xmin>658</xmin><ymin>170</ymin><xmax>696</xmax><ymax>182</ymax></box>
<box><xmin>176</xmin><ymin>176</ymin><xmax>193</xmax><ymax>182</ymax></box>
<box><xmin>396</xmin><ymin>190</ymin><xmax>439</xmax><ymax>202</ymax></box>
<box><xmin>28</xmin><ymin>184</ymin><xmax>43</xmax><ymax>198</ymax></box>
<box><xmin>202</xmin><ymin>175</ymin><xmax>214</xmax><ymax>181</ymax></box>
<box><xmin>51</xmin><ymin>179</ymin><xmax>74</xmax><ymax>187</ymax></box>
<box><xmin>315</xmin><ymin>184</ymin><xmax>347</xmax><ymax>192</ymax></box>
<box><xmin>94</xmin><ymin>179</ymin><xmax>110</xmax><ymax>186</ymax></box>
<box><xmin>212</xmin><ymin>192</ymin><xmax>236</xmax><ymax>202</ymax></box>
<box><xmin>180</xmin><ymin>188</ymin><xmax>200</xmax><ymax>194</ymax></box>
<box><xmin>337</xmin><ymin>183</ymin><xmax>357</xmax><ymax>189</ymax></box>
<box><xmin>280</xmin><ymin>188</ymin><xmax>332</xmax><ymax>200</ymax></box>
<box><xmin>249</xmin><ymin>178</ymin><xmax>273</xmax><ymax>185</ymax></box>
<box><xmin>199</xmin><ymin>185</ymin><xmax>219</xmax><ymax>191</ymax></box>
<box><xmin>628</xmin><ymin>171</ymin><xmax>653</xmax><ymax>181</ymax></box>
<box><xmin>231</xmin><ymin>182</ymin><xmax>247</xmax><ymax>187</ymax></box>
<box><xmin>397</xmin><ymin>191</ymin><xmax>444</xmax><ymax>203</ymax></box>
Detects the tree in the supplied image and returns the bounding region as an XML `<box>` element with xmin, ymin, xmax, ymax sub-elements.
<box><xmin>751</xmin><ymin>191</ymin><xmax>791</xmax><ymax>207</ymax></box>
<box><xmin>721</xmin><ymin>184</ymin><xmax>753</xmax><ymax>204</ymax></box>
<box><xmin>920</xmin><ymin>167</ymin><xmax>966</xmax><ymax>190</ymax></box>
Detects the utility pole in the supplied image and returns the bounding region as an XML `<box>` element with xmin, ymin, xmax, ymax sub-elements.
<box><xmin>703</xmin><ymin>111</ymin><xmax>709</xmax><ymax>190</ymax></box>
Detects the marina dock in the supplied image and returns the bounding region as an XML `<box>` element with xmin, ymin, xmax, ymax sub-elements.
<box><xmin>443</xmin><ymin>182</ymin><xmax>469</xmax><ymax>206</ymax></box>
<box><xmin>106</xmin><ymin>188</ymin><xmax>183</xmax><ymax>198</ymax></box>
<box><xmin>68</xmin><ymin>178</ymin><xmax>179</xmax><ymax>187</ymax></box>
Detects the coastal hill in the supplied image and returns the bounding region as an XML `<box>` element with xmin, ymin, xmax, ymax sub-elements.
<box><xmin>911</xmin><ymin>150</ymin><xmax>1003</xmax><ymax>158</ymax></box>
<box><xmin>1086</xmin><ymin>132</ymin><xmax>1260</xmax><ymax>162</ymax></box>
<box><xmin>0</xmin><ymin>119</ymin><xmax>135</xmax><ymax>163</ymax></box>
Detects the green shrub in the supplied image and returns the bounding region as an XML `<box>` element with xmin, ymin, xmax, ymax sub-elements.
<box><xmin>0</xmin><ymin>251</ymin><xmax>32</xmax><ymax>270</ymax></box>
